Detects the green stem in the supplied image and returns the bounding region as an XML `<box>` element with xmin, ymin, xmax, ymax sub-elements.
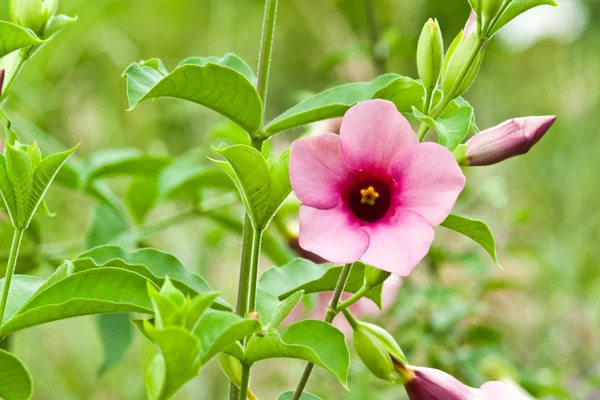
<box><xmin>0</xmin><ymin>228</ymin><xmax>25</xmax><ymax>327</ymax></box>
<box><xmin>291</xmin><ymin>263</ymin><xmax>353</xmax><ymax>400</ymax></box>
<box><xmin>1</xmin><ymin>47</ymin><xmax>34</xmax><ymax>104</ymax></box>
<box><xmin>335</xmin><ymin>285</ymin><xmax>371</xmax><ymax>312</ymax></box>
<box><xmin>247</xmin><ymin>228</ymin><xmax>263</xmax><ymax>313</ymax></box>
<box><xmin>341</xmin><ymin>308</ymin><xmax>359</xmax><ymax>331</ymax></box>
<box><xmin>239</xmin><ymin>363</ymin><xmax>251</xmax><ymax>400</ymax></box>
<box><xmin>255</xmin><ymin>0</ymin><xmax>279</xmax><ymax>114</ymax></box>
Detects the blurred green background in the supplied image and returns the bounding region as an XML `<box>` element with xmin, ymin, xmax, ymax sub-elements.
<box><xmin>0</xmin><ymin>0</ymin><xmax>599</xmax><ymax>399</ymax></box>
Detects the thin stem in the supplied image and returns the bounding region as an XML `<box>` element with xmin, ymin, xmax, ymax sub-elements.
<box><xmin>1</xmin><ymin>47</ymin><xmax>34</xmax><ymax>104</ymax></box>
<box><xmin>335</xmin><ymin>285</ymin><xmax>371</xmax><ymax>312</ymax></box>
<box><xmin>292</xmin><ymin>263</ymin><xmax>354</xmax><ymax>400</ymax></box>
<box><xmin>341</xmin><ymin>308</ymin><xmax>359</xmax><ymax>331</ymax></box>
<box><xmin>255</xmin><ymin>0</ymin><xmax>279</xmax><ymax>114</ymax></box>
<box><xmin>247</xmin><ymin>228</ymin><xmax>263</xmax><ymax>313</ymax></box>
<box><xmin>239</xmin><ymin>363</ymin><xmax>251</xmax><ymax>400</ymax></box>
<box><xmin>364</xmin><ymin>0</ymin><xmax>385</xmax><ymax>75</ymax></box>
<box><xmin>0</xmin><ymin>228</ymin><xmax>25</xmax><ymax>327</ymax></box>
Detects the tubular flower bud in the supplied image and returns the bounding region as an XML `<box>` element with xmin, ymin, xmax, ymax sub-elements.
<box><xmin>461</xmin><ymin>116</ymin><xmax>556</xmax><ymax>166</ymax></box>
<box><xmin>399</xmin><ymin>365</ymin><xmax>532</xmax><ymax>400</ymax></box>
<box><xmin>417</xmin><ymin>18</ymin><xmax>444</xmax><ymax>93</ymax></box>
<box><xmin>353</xmin><ymin>322</ymin><xmax>406</xmax><ymax>382</ymax></box>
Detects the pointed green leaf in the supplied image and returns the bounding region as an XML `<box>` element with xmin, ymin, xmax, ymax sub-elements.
<box><xmin>5</xmin><ymin>142</ymin><xmax>33</xmax><ymax>228</ymax></box>
<box><xmin>185</xmin><ymin>292</ymin><xmax>222</xmax><ymax>331</ymax></box>
<box><xmin>0</xmin><ymin>349</ymin><xmax>33</xmax><ymax>400</ymax></box>
<box><xmin>255</xmin><ymin>288</ymin><xmax>280</xmax><ymax>326</ymax></box>
<box><xmin>259</xmin><ymin>259</ymin><xmax>381</xmax><ymax>307</ymax></box>
<box><xmin>26</xmin><ymin>144</ymin><xmax>78</xmax><ymax>228</ymax></box>
<box><xmin>97</xmin><ymin>313</ymin><xmax>133</xmax><ymax>375</ymax></box>
<box><xmin>0</xmin><ymin>267</ymin><xmax>154</xmax><ymax>335</ymax></box>
<box><xmin>277</xmin><ymin>391</ymin><xmax>322</xmax><ymax>400</ymax></box>
<box><xmin>0</xmin><ymin>21</ymin><xmax>44</xmax><ymax>59</ymax></box>
<box><xmin>125</xmin><ymin>177</ymin><xmax>159</xmax><ymax>224</ymax></box>
<box><xmin>0</xmin><ymin>154</ymin><xmax>17</xmax><ymax>223</ymax></box>
<box><xmin>147</xmin><ymin>282</ymin><xmax>184</xmax><ymax>329</ymax></box>
<box><xmin>123</xmin><ymin>57</ymin><xmax>262</xmax><ymax>134</ymax></box>
<box><xmin>143</xmin><ymin>323</ymin><xmax>202</xmax><ymax>400</ymax></box>
<box><xmin>412</xmin><ymin>106</ymin><xmax>473</xmax><ymax>151</ymax></box>
<box><xmin>267</xmin><ymin>290</ymin><xmax>303</xmax><ymax>329</ymax></box>
<box><xmin>43</xmin><ymin>14</ymin><xmax>77</xmax><ymax>40</ymax></box>
<box><xmin>441</xmin><ymin>212</ymin><xmax>500</xmax><ymax>266</ymax></box>
<box><xmin>193</xmin><ymin>310</ymin><xmax>262</xmax><ymax>364</ymax></box>
<box><xmin>264</xmin><ymin>149</ymin><xmax>292</xmax><ymax>224</ymax></box>
<box><xmin>246</xmin><ymin>320</ymin><xmax>349</xmax><ymax>387</ymax></box>
<box><xmin>265</xmin><ymin>74</ymin><xmax>425</xmax><ymax>135</ymax></box>
<box><xmin>178</xmin><ymin>53</ymin><xmax>257</xmax><ymax>86</ymax></box>
<box><xmin>0</xmin><ymin>275</ymin><xmax>44</xmax><ymax>324</ymax></box>
<box><xmin>73</xmin><ymin>245</ymin><xmax>231</xmax><ymax>310</ymax></box>
<box><xmin>490</xmin><ymin>0</ymin><xmax>558</xmax><ymax>36</ymax></box>
<box><xmin>85</xmin><ymin>202</ymin><xmax>131</xmax><ymax>249</ymax></box>
<box><xmin>212</xmin><ymin>144</ymin><xmax>271</xmax><ymax>229</ymax></box>
<box><xmin>84</xmin><ymin>148</ymin><xmax>170</xmax><ymax>184</ymax></box>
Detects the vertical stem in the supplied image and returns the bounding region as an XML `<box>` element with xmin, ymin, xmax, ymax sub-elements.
<box><xmin>291</xmin><ymin>263</ymin><xmax>353</xmax><ymax>400</ymax></box>
<box><xmin>239</xmin><ymin>364</ymin><xmax>251</xmax><ymax>400</ymax></box>
<box><xmin>364</xmin><ymin>0</ymin><xmax>385</xmax><ymax>75</ymax></box>
<box><xmin>0</xmin><ymin>228</ymin><xmax>25</xmax><ymax>326</ymax></box>
<box><xmin>247</xmin><ymin>228</ymin><xmax>263</xmax><ymax>313</ymax></box>
<box><xmin>255</xmin><ymin>0</ymin><xmax>279</xmax><ymax>110</ymax></box>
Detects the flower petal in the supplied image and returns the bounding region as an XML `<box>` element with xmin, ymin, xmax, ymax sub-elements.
<box><xmin>391</xmin><ymin>142</ymin><xmax>465</xmax><ymax>226</ymax></box>
<box><xmin>406</xmin><ymin>367</ymin><xmax>476</xmax><ymax>400</ymax></box>
<box><xmin>361</xmin><ymin>210</ymin><xmax>434</xmax><ymax>276</ymax></box>
<box><xmin>290</xmin><ymin>133</ymin><xmax>355</xmax><ymax>209</ymax></box>
<box><xmin>340</xmin><ymin>99</ymin><xmax>417</xmax><ymax>172</ymax></box>
<box><xmin>298</xmin><ymin>204</ymin><xmax>369</xmax><ymax>265</ymax></box>
<box><xmin>478</xmin><ymin>382</ymin><xmax>531</xmax><ymax>400</ymax></box>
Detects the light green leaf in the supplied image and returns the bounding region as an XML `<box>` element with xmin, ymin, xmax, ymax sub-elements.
<box><xmin>441</xmin><ymin>212</ymin><xmax>500</xmax><ymax>266</ymax></box>
<box><xmin>0</xmin><ymin>275</ymin><xmax>44</xmax><ymax>324</ymax></box>
<box><xmin>0</xmin><ymin>267</ymin><xmax>154</xmax><ymax>335</ymax></box>
<box><xmin>412</xmin><ymin>106</ymin><xmax>473</xmax><ymax>151</ymax></box>
<box><xmin>123</xmin><ymin>57</ymin><xmax>262</xmax><ymax>134</ymax></box>
<box><xmin>490</xmin><ymin>0</ymin><xmax>558</xmax><ymax>36</ymax></box>
<box><xmin>147</xmin><ymin>282</ymin><xmax>184</xmax><ymax>329</ymax></box>
<box><xmin>0</xmin><ymin>20</ymin><xmax>44</xmax><ymax>59</ymax></box>
<box><xmin>73</xmin><ymin>245</ymin><xmax>231</xmax><ymax>310</ymax></box>
<box><xmin>25</xmin><ymin>144</ymin><xmax>78</xmax><ymax>227</ymax></box>
<box><xmin>265</xmin><ymin>74</ymin><xmax>425</xmax><ymax>135</ymax></box>
<box><xmin>43</xmin><ymin>14</ymin><xmax>77</xmax><ymax>39</ymax></box>
<box><xmin>0</xmin><ymin>349</ymin><xmax>33</xmax><ymax>400</ymax></box>
<box><xmin>246</xmin><ymin>320</ymin><xmax>349</xmax><ymax>387</ymax></box>
<box><xmin>5</xmin><ymin>142</ymin><xmax>32</xmax><ymax>228</ymax></box>
<box><xmin>185</xmin><ymin>292</ymin><xmax>222</xmax><ymax>331</ymax></box>
<box><xmin>0</xmin><ymin>154</ymin><xmax>17</xmax><ymax>223</ymax></box>
<box><xmin>125</xmin><ymin>177</ymin><xmax>159</xmax><ymax>224</ymax></box>
<box><xmin>277</xmin><ymin>391</ymin><xmax>322</xmax><ymax>400</ymax></box>
<box><xmin>267</xmin><ymin>290</ymin><xmax>303</xmax><ymax>329</ymax></box>
<box><xmin>178</xmin><ymin>53</ymin><xmax>257</xmax><ymax>86</ymax></box>
<box><xmin>255</xmin><ymin>288</ymin><xmax>280</xmax><ymax>327</ymax></box>
<box><xmin>97</xmin><ymin>313</ymin><xmax>133</xmax><ymax>375</ymax></box>
<box><xmin>264</xmin><ymin>149</ymin><xmax>292</xmax><ymax>224</ymax></box>
<box><xmin>259</xmin><ymin>259</ymin><xmax>381</xmax><ymax>307</ymax></box>
<box><xmin>212</xmin><ymin>144</ymin><xmax>271</xmax><ymax>229</ymax></box>
<box><xmin>84</xmin><ymin>148</ymin><xmax>170</xmax><ymax>184</ymax></box>
<box><xmin>144</xmin><ymin>322</ymin><xmax>202</xmax><ymax>400</ymax></box>
<box><xmin>193</xmin><ymin>310</ymin><xmax>262</xmax><ymax>364</ymax></box>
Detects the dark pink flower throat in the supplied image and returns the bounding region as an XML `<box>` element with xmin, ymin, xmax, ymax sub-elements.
<box><xmin>348</xmin><ymin>178</ymin><xmax>392</xmax><ymax>223</ymax></box>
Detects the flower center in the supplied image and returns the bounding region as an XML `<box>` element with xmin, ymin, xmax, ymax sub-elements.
<box><xmin>349</xmin><ymin>178</ymin><xmax>391</xmax><ymax>223</ymax></box>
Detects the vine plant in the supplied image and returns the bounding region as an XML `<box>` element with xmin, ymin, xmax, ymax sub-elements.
<box><xmin>0</xmin><ymin>0</ymin><xmax>558</xmax><ymax>399</ymax></box>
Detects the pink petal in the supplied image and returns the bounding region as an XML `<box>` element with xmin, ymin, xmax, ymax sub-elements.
<box><xmin>340</xmin><ymin>99</ymin><xmax>417</xmax><ymax>172</ymax></box>
<box><xmin>391</xmin><ymin>142</ymin><xmax>465</xmax><ymax>226</ymax></box>
<box><xmin>406</xmin><ymin>366</ymin><xmax>477</xmax><ymax>400</ymax></box>
<box><xmin>463</xmin><ymin>11</ymin><xmax>478</xmax><ymax>39</ymax></box>
<box><xmin>361</xmin><ymin>210</ymin><xmax>434</xmax><ymax>276</ymax></box>
<box><xmin>290</xmin><ymin>133</ymin><xmax>355</xmax><ymax>209</ymax></box>
<box><xmin>478</xmin><ymin>382</ymin><xmax>532</xmax><ymax>400</ymax></box>
<box><xmin>298</xmin><ymin>204</ymin><xmax>369</xmax><ymax>265</ymax></box>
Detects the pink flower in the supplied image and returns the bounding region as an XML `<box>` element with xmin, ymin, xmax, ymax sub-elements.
<box><xmin>464</xmin><ymin>11</ymin><xmax>478</xmax><ymax>38</ymax></box>
<box><xmin>402</xmin><ymin>366</ymin><xmax>532</xmax><ymax>400</ymax></box>
<box><xmin>289</xmin><ymin>100</ymin><xmax>465</xmax><ymax>276</ymax></box>
<box><xmin>462</xmin><ymin>116</ymin><xmax>556</xmax><ymax>166</ymax></box>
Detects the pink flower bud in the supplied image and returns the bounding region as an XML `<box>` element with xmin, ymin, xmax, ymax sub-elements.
<box><xmin>463</xmin><ymin>11</ymin><xmax>478</xmax><ymax>39</ymax></box>
<box><xmin>0</xmin><ymin>69</ymin><xmax>5</xmax><ymax>99</ymax></box>
<box><xmin>463</xmin><ymin>115</ymin><xmax>556</xmax><ymax>166</ymax></box>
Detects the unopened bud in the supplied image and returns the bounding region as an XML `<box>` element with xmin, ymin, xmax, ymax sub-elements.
<box><xmin>353</xmin><ymin>322</ymin><xmax>406</xmax><ymax>383</ymax></box>
<box><xmin>461</xmin><ymin>116</ymin><xmax>556</xmax><ymax>166</ymax></box>
<box><xmin>402</xmin><ymin>366</ymin><xmax>475</xmax><ymax>399</ymax></box>
<box><xmin>416</xmin><ymin>18</ymin><xmax>443</xmax><ymax>93</ymax></box>
<box><xmin>10</xmin><ymin>0</ymin><xmax>58</xmax><ymax>36</ymax></box>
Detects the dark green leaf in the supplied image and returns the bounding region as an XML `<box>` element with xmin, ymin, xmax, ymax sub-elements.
<box><xmin>84</xmin><ymin>148</ymin><xmax>170</xmax><ymax>184</ymax></box>
<box><xmin>440</xmin><ymin>212</ymin><xmax>500</xmax><ymax>266</ymax></box>
<box><xmin>85</xmin><ymin>203</ymin><xmax>131</xmax><ymax>249</ymax></box>
<box><xmin>126</xmin><ymin>177</ymin><xmax>159</xmax><ymax>224</ymax></box>
<box><xmin>123</xmin><ymin>57</ymin><xmax>262</xmax><ymax>134</ymax></box>
<box><xmin>246</xmin><ymin>320</ymin><xmax>349</xmax><ymax>387</ymax></box>
<box><xmin>0</xmin><ymin>349</ymin><xmax>33</xmax><ymax>400</ymax></box>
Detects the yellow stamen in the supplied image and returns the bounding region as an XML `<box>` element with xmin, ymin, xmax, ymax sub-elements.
<box><xmin>360</xmin><ymin>186</ymin><xmax>379</xmax><ymax>206</ymax></box>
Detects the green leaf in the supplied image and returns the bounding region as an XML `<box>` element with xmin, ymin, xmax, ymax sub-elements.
<box><xmin>125</xmin><ymin>177</ymin><xmax>159</xmax><ymax>224</ymax></box>
<box><xmin>246</xmin><ymin>320</ymin><xmax>349</xmax><ymax>387</ymax></box>
<box><xmin>255</xmin><ymin>288</ymin><xmax>280</xmax><ymax>327</ymax></box>
<box><xmin>264</xmin><ymin>149</ymin><xmax>292</xmax><ymax>224</ymax></box>
<box><xmin>0</xmin><ymin>349</ymin><xmax>33</xmax><ymax>400</ymax></box>
<box><xmin>259</xmin><ymin>259</ymin><xmax>381</xmax><ymax>307</ymax></box>
<box><xmin>97</xmin><ymin>313</ymin><xmax>133</xmax><ymax>374</ymax></box>
<box><xmin>178</xmin><ymin>53</ymin><xmax>257</xmax><ymax>86</ymax></box>
<box><xmin>277</xmin><ymin>391</ymin><xmax>322</xmax><ymax>400</ymax></box>
<box><xmin>123</xmin><ymin>57</ymin><xmax>262</xmax><ymax>134</ymax></box>
<box><xmin>43</xmin><ymin>14</ymin><xmax>77</xmax><ymax>40</ymax></box>
<box><xmin>0</xmin><ymin>267</ymin><xmax>154</xmax><ymax>335</ymax></box>
<box><xmin>412</xmin><ymin>106</ymin><xmax>473</xmax><ymax>151</ymax></box>
<box><xmin>73</xmin><ymin>245</ymin><xmax>231</xmax><ymax>310</ymax></box>
<box><xmin>440</xmin><ymin>212</ymin><xmax>500</xmax><ymax>266</ymax></box>
<box><xmin>85</xmin><ymin>202</ymin><xmax>131</xmax><ymax>249</ymax></box>
<box><xmin>0</xmin><ymin>154</ymin><xmax>17</xmax><ymax>225</ymax></box>
<box><xmin>266</xmin><ymin>290</ymin><xmax>303</xmax><ymax>329</ymax></box>
<box><xmin>0</xmin><ymin>20</ymin><xmax>44</xmax><ymax>59</ymax></box>
<box><xmin>490</xmin><ymin>0</ymin><xmax>558</xmax><ymax>35</ymax></box>
<box><xmin>212</xmin><ymin>145</ymin><xmax>271</xmax><ymax>229</ymax></box>
<box><xmin>25</xmin><ymin>144</ymin><xmax>78</xmax><ymax>227</ymax></box>
<box><xmin>143</xmin><ymin>322</ymin><xmax>201</xmax><ymax>400</ymax></box>
<box><xmin>193</xmin><ymin>310</ymin><xmax>262</xmax><ymax>364</ymax></box>
<box><xmin>265</xmin><ymin>74</ymin><xmax>425</xmax><ymax>135</ymax></box>
<box><xmin>5</xmin><ymin>142</ymin><xmax>33</xmax><ymax>228</ymax></box>
<box><xmin>185</xmin><ymin>292</ymin><xmax>222</xmax><ymax>331</ymax></box>
<box><xmin>0</xmin><ymin>275</ymin><xmax>44</xmax><ymax>324</ymax></box>
<box><xmin>84</xmin><ymin>149</ymin><xmax>170</xmax><ymax>184</ymax></box>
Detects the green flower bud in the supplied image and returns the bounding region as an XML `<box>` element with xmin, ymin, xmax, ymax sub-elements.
<box><xmin>10</xmin><ymin>0</ymin><xmax>59</xmax><ymax>36</ymax></box>
<box><xmin>353</xmin><ymin>322</ymin><xmax>407</xmax><ymax>383</ymax></box>
<box><xmin>416</xmin><ymin>18</ymin><xmax>443</xmax><ymax>93</ymax></box>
